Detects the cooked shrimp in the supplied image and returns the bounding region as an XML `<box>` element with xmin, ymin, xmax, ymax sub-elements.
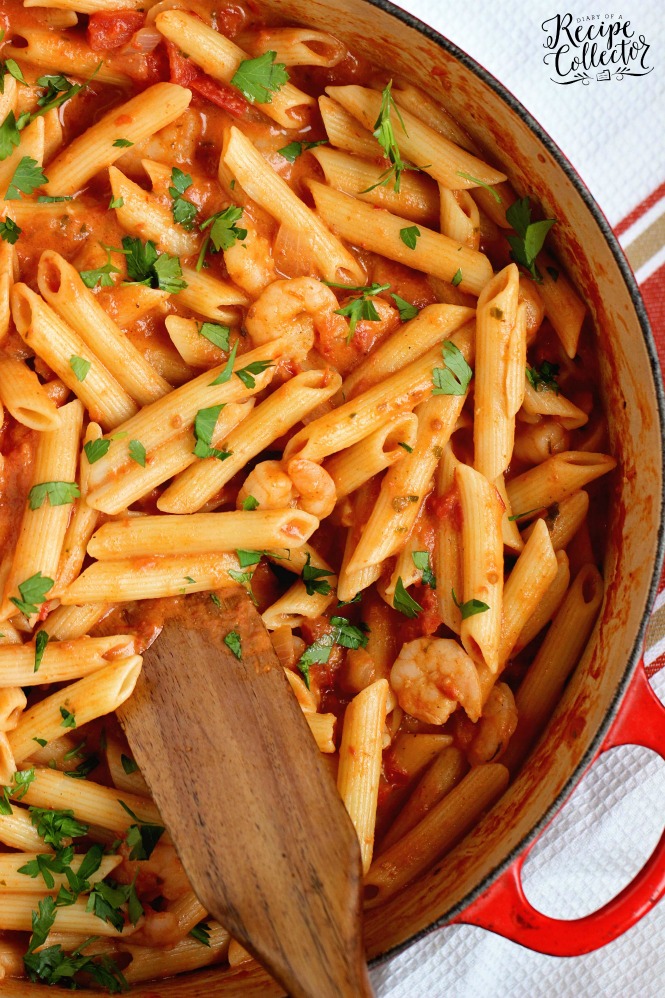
<box><xmin>286</xmin><ymin>457</ymin><xmax>336</xmax><ymax>518</ymax></box>
<box><xmin>390</xmin><ymin>637</ymin><xmax>482</xmax><ymax>726</ymax></box>
<box><xmin>224</xmin><ymin>222</ymin><xmax>276</xmax><ymax>297</ymax></box>
<box><xmin>467</xmin><ymin>682</ymin><xmax>518</xmax><ymax>766</ymax></box>
<box><xmin>245</xmin><ymin>277</ymin><xmax>347</xmax><ymax>362</ymax></box>
<box><xmin>236</xmin><ymin>460</ymin><xmax>294</xmax><ymax>510</ymax></box>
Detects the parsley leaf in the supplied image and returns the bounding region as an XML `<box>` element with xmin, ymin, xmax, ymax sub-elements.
<box><xmin>124</xmin><ymin>820</ymin><xmax>164</xmax><ymax>861</ymax></box>
<box><xmin>224</xmin><ymin>630</ymin><xmax>242</xmax><ymax>660</ymax></box>
<box><xmin>236</xmin><ymin>549</ymin><xmax>263</xmax><ymax>567</ymax></box>
<box><xmin>5</xmin><ymin>156</ymin><xmax>47</xmax><ymax>200</ymax></box>
<box><xmin>169</xmin><ymin>166</ymin><xmax>197</xmax><ymax>230</ymax></box>
<box><xmin>235</xmin><ymin>358</ymin><xmax>273</xmax><ymax>389</ymax></box>
<box><xmin>412</xmin><ymin>551</ymin><xmax>436</xmax><ymax>589</ymax></box>
<box><xmin>0</xmin><ymin>215</ymin><xmax>20</xmax><ymax>243</ymax></box>
<box><xmin>277</xmin><ymin>139</ymin><xmax>327</xmax><ymax>162</ymax></box>
<box><xmin>399</xmin><ymin>225</ymin><xmax>420</xmax><ymax>249</ymax></box>
<box><xmin>120</xmin><ymin>235</ymin><xmax>186</xmax><ymax>293</ymax></box>
<box><xmin>60</xmin><ymin>706</ymin><xmax>76</xmax><ymax>729</ymax></box>
<box><xmin>456</xmin><ymin>171</ymin><xmax>502</xmax><ymax>203</ymax></box>
<box><xmin>121</xmin><ymin>754</ymin><xmax>138</xmax><ymax>775</ymax></box>
<box><xmin>9</xmin><ymin>571</ymin><xmax>53</xmax><ymax>616</ymax></box>
<box><xmin>505</xmin><ymin>197</ymin><xmax>556</xmax><ymax>282</ymax></box>
<box><xmin>27</xmin><ymin>896</ymin><xmax>57</xmax><ymax>954</ymax></box>
<box><xmin>242</xmin><ymin>495</ymin><xmax>259</xmax><ymax>510</ymax></box>
<box><xmin>128</xmin><ymin>439</ymin><xmax>146</xmax><ymax>467</ymax></box>
<box><xmin>526</xmin><ymin>360</ymin><xmax>560</xmax><ymax>394</ymax></box>
<box><xmin>28</xmin><ymin>481</ymin><xmax>80</xmax><ymax>510</ymax></box>
<box><xmin>29</xmin><ymin>807</ymin><xmax>88</xmax><ymax>849</ymax></box>
<box><xmin>209</xmin><ymin>339</ymin><xmax>238</xmax><ymax>386</ymax></box>
<box><xmin>24</xmin><ymin>940</ymin><xmax>128</xmax><ymax>992</ymax></box>
<box><xmin>452</xmin><ymin>587</ymin><xmax>490</xmax><ymax>619</ymax></box>
<box><xmin>1</xmin><ymin>58</ymin><xmax>26</xmax><ymax>87</ymax></box>
<box><xmin>0</xmin><ymin>767</ymin><xmax>36</xmax><ymax>815</ymax></box>
<box><xmin>112</xmin><ymin>138</ymin><xmax>133</xmax><ymax>148</ymax></box>
<box><xmin>390</xmin><ymin>293</ymin><xmax>419</xmax><ymax>321</ymax></box>
<box><xmin>297</xmin><ymin>616</ymin><xmax>368</xmax><ymax>688</ymax></box>
<box><xmin>69</xmin><ymin>355</ymin><xmax>91</xmax><ymax>381</ymax></box>
<box><xmin>199</xmin><ymin>321</ymin><xmax>230</xmax><ymax>351</ymax></box>
<box><xmin>432</xmin><ymin>340</ymin><xmax>473</xmax><ymax>396</ymax></box>
<box><xmin>301</xmin><ymin>552</ymin><xmax>334</xmax><ymax>596</ymax></box>
<box><xmin>18</xmin><ymin>847</ymin><xmax>74</xmax><ymax>890</ymax></box>
<box><xmin>189</xmin><ymin>920</ymin><xmax>212</xmax><ymax>946</ymax></box>
<box><xmin>0</xmin><ymin>111</ymin><xmax>20</xmax><ymax>160</ymax></box>
<box><xmin>451</xmin><ymin>267</ymin><xmax>463</xmax><ymax>287</ymax></box>
<box><xmin>393</xmin><ymin>577</ymin><xmax>423</xmax><ymax>618</ymax></box>
<box><xmin>79</xmin><ymin>244</ymin><xmax>120</xmax><ymax>289</ymax></box>
<box><xmin>109</xmin><ymin>195</ymin><xmax>124</xmax><ymax>209</ymax></box>
<box><xmin>231</xmin><ymin>51</ymin><xmax>289</xmax><ymax>104</ymax></box>
<box><xmin>364</xmin><ymin>79</ymin><xmax>408</xmax><ymax>193</ymax></box>
<box><xmin>329</xmin><ymin>281</ymin><xmax>390</xmax><ymax>341</ymax></box>
<box><xmin>192</xmin><ymin>404</ymin><xmax>230</xmax><ymax>461</ymax></box>
<box><xmin>84</xmin><ymin>438</ymin><xmax>111</xmax><ymax>464</ymax></box>
<box><xmin>197</xmin><ymin>205</ymin><xmax>247</xmax><ymax>271</ymax></box>
<box><xmin>34</xmin><ymin>630</ymin><xmax>49</xmax><ymax>673</ymax></box>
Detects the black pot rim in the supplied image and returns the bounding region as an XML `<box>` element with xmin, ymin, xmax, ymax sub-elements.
<box><xmin>361</xmin><ymin>0</ymin><xmax>665</xmax><ymax>967</ymax></box>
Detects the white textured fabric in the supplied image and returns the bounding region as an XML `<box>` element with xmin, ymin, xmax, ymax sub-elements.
<box><xmin>368</xmin><ymin>1</ymin><xmax>665</xmax><ymax>994</ymax></box>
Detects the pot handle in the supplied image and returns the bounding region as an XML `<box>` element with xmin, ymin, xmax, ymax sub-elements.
<box><xmin>452</xmin><ymin>661</ymin><xmax>665</xmax><ymax>956</ymax></box>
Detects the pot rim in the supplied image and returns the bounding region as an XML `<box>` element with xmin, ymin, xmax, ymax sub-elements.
<box><xmin>362</xmin><ymin>0</ymin><xmax>665</xmax><ymax>965</ymax></box>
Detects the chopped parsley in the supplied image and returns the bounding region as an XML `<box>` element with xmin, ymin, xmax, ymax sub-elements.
<box><xmin>169</xmin><ymin>166</ymin><xmax>197</xmax><ymax>230</ymax></box>
<box><xmin>412</xmin><ymin>551</ymin><xmax>436</xmax><ymax>589</ymax></box>
<box><xmin>398</xmin><ymin>441</ymin><xmax>413</xmax><ymax>453</ymax></box>
<box><xmin>452</xmin><ymin>587</ymin><xmax>490</xmax><ymax>619</ymax></box>
<box><xmin>112</xmin><ymin>138</ymin><xmax>133</xmax><ymax>148</ymax></box>
<box><xmin>79</xmin><ymin>244</ymin><xmax>120</xmax><ymax>289</ymax></box>
<box><xmin>432</xmin><ymin>340</ymin><xmax>473</xmax><ymax>396</ymax></box>
<box><xmin>60</xmin><ymin>706</ymin><xmax>76</xmax><ymax>729</ymax></box>
<box><xmin>5</xmin><ymin>156</ymin><xmax>47</xmax><ymax>199</ymax></box>
<box><xmin>393</xmin><ymin>577</ymin><xmax>423</xmax><ymax>618</ymax></box>
<box><xmin>84</xmin><ymin>438</ymin><xmax>111</xmax><ymax>464</ymax></box>
<box><xmin>297</xmin><ymin>616</ymin><xmax>368</xmax><ymax>688</ymax></box>
<box><xmin>277</xmin><ymin>139</ymin><xmax>327</xmax><ymax>162</ymax></box>
<box><xmin>0</xmin><ymin>57</ymin><xmax>26</xmax><ymax>87</ymax></box>
<box><xmin>189</xmin><ymin>920</ymin><xmax>212</xmax><ymax>946</ymax></box>
<box><xmin>390</xmin><ymin>292</ymin><xmax>419</xmax><ymax>321</ymax></box>
<box><xmin>34</xmin><ymin>630</ymin><xmax>49</xmax><ymax>673</ymax></box>
<box><xmin>451</xmin><ymin>268</ymin><xmax>463</xmax><ymax>287</ymax></box>
<box><xmin>196</xmin><ymin>205</ymin><xmax>247</xmax><ymax>271</ymax></box>
<box><xmin>505</xmin><ymin>197</ymin><xmax>556</xmax><ymax>282</ymax></box>
<box><xmin>109</xmin><ymin>195</ymin><xmax>124</xmax><ymax>209</ymax></box>
<box><xmin>24</xmin><ymin>939</ymin><xmax>128</xmax><ymax>992</ymax></box>
<box><xmin>230</xmin><ymin>51</ymin><xmax>289</xmax><ymax>104</ymax></box>
<box><xmin>29</xmin><ymin>807</ymin><xmax>88</xmax><ymax>849</ymax></box>
<box><xmin>86</xmin><ymin>875</ymin><xmax>143</xmax><ymax>931</ymax></box>
<box><xmin>128</xmin><ymin>439</ymin><xmax>146</xmax><ymax>467</ymax></box>
<box><xmin>301</xmin><ymin>552</ymin><xmax>334</xmax><ymax>597</ymax></box>
<box><xmin>399</xmin><ymin>225</ymin><xmax>420</xmax><ymax>249</ymax></box>
<box><xmin>118</xmin><ymin>800</ymin><xmax>165</xmax><ymax>860</ymax></box>
<box><xmin>325</xmin><ymin>280</ymin><xmax>390</xmax><ymax>341</ymax></box>
<box><xmin>199</xmin><ymin>321</ymin><xmax>230</xmax><ymax>351</ymax></box>
<box><xmin>526</xmin><ymin>360</ymin><xmax>560</xmax><ymax>394</ymax></box>
<box><xmin>224</xmin><ymin>630</ymin><xmax>242</xmax><ymax>660</ymax></box>
<box><xmin>0</xmin><ymin>216</ymin><xmax>20</xmax><ymax>243</ymax></box>
<box><xmin>363</xmin><ymin>80</ymin><xmax>408</xmax><ymax>193</ymax></box>
<box><xmin>456</xmin><ymin>171</ymin><xmax>502</xmax><ymax>203</ymax></box>
<box><xmin>242</xmin><ymin>495</ymin><xmax>259</xmax><ymax>510</ymax></box>
<box><xmin>0</xmin><ymin>111</ymin><xmax>20</xmax><ymax>160</ymax></box>
<box><xmin>9</xmin><ymin>571</ymin><xmax>53</xmax><ymax>616</ymax></box>
<box><xmin>69</xmin><ymin>355</ymin><xmax>91</xmax><ymax>381</ymax></box>
<box><xmin>28</xmin><ymin>480</ymin><xmax>80</xmax><ymax>510</ymax></box>
<box><xmin>192</xmin><ymin>404</ymin><xmax>231</xmax><ymax>461</ymax></box>
<box><xmin>0</xmin><ymin>768</ymin><xmax>36</xmax><ymax>815</ymax></box>
<box><xmin>117</xmin><ymin>236</ymin><xmax>186</xmax><ymax>293</ymax></box>
<box><xmin>209</xmin><ymin>339</ymin><xmax>238</xmax><ymax>386</ymax></box>
<box><xmin>37</xmin><ymin>195</ymin><xmax>73</xmax><ymax>203</ymax></box>
<box><xmin>235</xmin><ymin>358</ymin><xmax>273</xmax><ymax>388</ymax></box>
<box><xmin>121</xmin><ymin>754</ymin><xmax>138</xmax><ymax>775</ymax></box>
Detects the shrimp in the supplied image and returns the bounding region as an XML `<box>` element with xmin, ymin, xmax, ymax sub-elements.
<box><xmin>467</xmin><ymin>682</ymin><xmax>518</xmax><ymax>766</ymax></box>
<box><xmin>245</xmin><ymin>277</ymin><xmax>347</xmax><ymax>363</ymax></box>
<box><xmin>237</xmin><ymin>457</ymin><xmax>336</xmax><ymax>519</ymax></box>
<box><xmin>390</xmin><ymin>637</ymin><xmax>482</xmax><ymax>726</ymax></box>
<box><xmin>224</xmin><ymin>221</ymin><xmax>276</xmax><ymax>297</ymax></box>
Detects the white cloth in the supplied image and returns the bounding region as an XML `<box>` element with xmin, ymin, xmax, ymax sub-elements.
<box><xmin>368</xmin><ymin>2</ymin><xmax>665</xmax><ymax>995</ymax></box>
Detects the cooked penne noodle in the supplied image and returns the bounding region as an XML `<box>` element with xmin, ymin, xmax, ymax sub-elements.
<box><xmin>495</xmin><ymin>472</ymin><xmax>523</xmax><ymax>555</ymax></box>
<box><xmin>0</xmin><ymin>893</ymin><xmax>137</xmax><ymax>936</ymax></box>
<box><xmin>537</xmin><ymin>251</ymin><xmax>587</xmax><ymax>358</ymax></box>
<box><xmin>336</xmin><ymin>501</ymin><xmax>383</xmax><ymax>603</ymax></box>
<box><xmin>0</xmin><ymin>733</ymin><xmax>16</xmax><ymax>784</ymax></box>
<box><xmin>0</xmin><ymin>805</ymin><xmax>47</xmax><ymax>851</ymax></box>
<box><xmin>522</xmin><ymin>380</ymin><xmax>588</xmax><ymax>430</ymax></box>
<box><xmin>19</xmin><ymin>767</ymin><xmax>161</xmax><ymax>829</ymax></box>
<box><xmin>310</xmin><ymin>145</ymin><xmax>439</xmax><ymax>226</ymax></box>
<box><xmin>155</xmin><ymin>11</ymin><xmax>315</xmax><ymax>127</ymax></box>
<box><xmin>342</xmin><ymin>306</ymin><xmax>474</xmax><ymax>398</ymax></box>
<box><xmin>3</xmin><ymin>30</ymin><xmax>130</xmax><ymax>87</ymax></box>
<box><xmin>500</xmin><ymin>564</ymin><xmax>604</xmax><ymax>772</ymax></box>
<box><xmin>337</xmin><ymin>679</ymin><xmax>389</xmax><ymax>873</ymax></box>
<box><xmin>88</xmin><ymin>509</ymin><xmax>319</xmax><ymax>560</ymax></box>
<box><xmin>325</xmin><ymin>85</ymin><xmax>507</xmax><ymax>189</ymax></box>
<box><xmin>158</xmin><ymin>369</ymin><xmax>342</xmax><ymax>513</ymax></box>
<box><xmin>106</xmin><ymin>737</ymin><xmax>150</xmax><ymax>797</ymax></box>
<box><xmin>24</xmin><ymin>0</ymin><xmax>143</xmax><ymax>10</ymax></box>
<box><xmin>178</xmin><ymin>265</ymin><xmax>249</xmax><ymax>318</ymax></box>
<box><xmin>0</xmin><ymin>118</ymin><xmax>45</xmax><ymax>198</ymax></box>
<box><xmin>318</xmin><ymin>95</ymin><xmax>382</xmax><ymax>159</ymax></box>
<box><xmin>0</xmin><ymin>852</ymin><xmax>120</xmax><ymax>893</ymax></box>
<box><xmin>122</xmin><ymin>921</ymin><xmax>230</xmax><ymax>983</ymax></box>
<box><xmin>11</xmin><ymin>286</ymin><xmax>138</xmax><ymax>429</ymax></box>
<box><xmin>262</xmin><ymin>575</ymin><xmax>336</xmax><ymax>629</ymax></box>
<box><xmin>388</xmin><ymin>733</ymin><xmax>454</xmax><ymax>781</ymax></box>
<box><xmin>456</xmin><ymin>462</ymin><xmax>504</xmax><ymax>673</ymax></box>
<box><xmin>0</xmin><ymin>354</ymin><xmax>60</xmax><ymax>432</ymax></box>
<box><xmin>53</xmin><ymin>426</ymin><xmax>102</xmax><ymax>596</ymax></box>
<box><xmin>390</xmin><ymin>78</ymin><xmax>476</xmax><ymax>152</ymax></box>
<box><xmin>497</xmin><ymin>518</ymin><xmax>558</xmax><ymax>666</ymax></box>
<box><xmin>165</xmin><ymin>316</ymin><xmax>226</xmax><ymax>368</ymax></box>
<box><xmin>0</xmin><ymin>239</ymin><xmax>17</xmax><ymax>344</ymax></box>
<box><xmin>44</xmin><ymin>83</ymin><xmax>192</xmax><ymax>195</ymax></box>
<box><xmin>513</xmin><ymin>550</ymin><xmax>570</xmax><ymax>654</ymax></box>
<box><xmin>236</xmin><ymin>26</ymin><xmax>346</xmax><ymax>66</ymax></box>
<box><xmin>380</xmin><ymin>746</ymin><xmax>468</xmax><ymax>851</ymax></box>
<box><xmin>306</xmin><ymin>712</ymin><xmax>337</xmax><ymax>753</ymax></box>
<box><xmin>364</xmin><ymin>763</ymin><xmax>509</xmax><ymax>905</ymax></box>
<box><xmin>108</xmin><ymin>166</ymin><xmax>201</xmax><ymax>259</ymax></box>
<box><xmin>324</xmin><ymin>412</ymin><xmax>418</xmax><ymax>500</ymax></box>
<box><xmin>8</xmin><ymin>656</ymin><xmax>142</xmax><ymax>763</ymax></box>
<box><xmin>521</xmin><ymin>490</ymin><xmax>590</xmax><ymax>552</ymax></box>
<box><xmin>439</xmin><ymin>188</ymin><xmax>480</xmax><ymax>249</ymax></box>
<box><xmin>436</xmin><ymin>448</ymin><xmax>463</xmax><ymax>634</ymax></box>
<box><xmin>0</xmin><ymin>634</ymin><xmax>134</xmax><ymax>687</ymax></box>
<box><xmin>106</xmin><ymin>284</ymin><xmax>170</xmax><ymax>327</ymax></box>
<box><xmin>506</xmin><ymin>451</ymin><xmax>617</xmax><ymax>519</ymax></box>
<box><xmin>223</xmin><ymin>127</ymin><xmax>364</xmax><ymax>284</ymax></box>
<box><xmin>474</xmin><ymin>266</ymin><xmax>525</xmax><ymax>481</ymax></box>
<box><xmin>308</xmin><ymin>181</ymin><xmax>493</xmax><ymax>295</ymax></box>
<box><xmin>39</xmin><ymin>602</ymin><xmax>116</xmax><ymax>641</ymax></box>
<box><xmin>1</xmin><ymin>400</ymin><xmax>83</xmax><ymax>622</ymax></box>
<box><xmin>60</xmin><ymin>551</ymin><xmax>248</xmax><ymax>605</ymax></box>
<box><xmin>0</xmin><ymin>688</ymin><xmax>26</xmax><ymax>732</ymax></box>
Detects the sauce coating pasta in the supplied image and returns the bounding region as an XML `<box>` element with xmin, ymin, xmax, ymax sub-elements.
<box><xmin>0</xmin><ymin>0</ymin><xmax>616</xmax><ymax>988</ymax></box>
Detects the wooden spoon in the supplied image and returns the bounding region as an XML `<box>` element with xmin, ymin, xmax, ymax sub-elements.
<box><xmin>117</xmin><ymin>589</ymin><xmax>373</xmax><ymax>998</ymax></box>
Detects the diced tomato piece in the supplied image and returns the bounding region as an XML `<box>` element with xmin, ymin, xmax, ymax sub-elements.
<box><xmin>216</xmin><ymin>3</ymin><xmax>250</xmax><ymax>38</ymax></box>
<box><xmin>190</xmin><ymin>75</ymin><xmax>253</xmax><ymax>120</ymax></box>
<box><xmin>87</xmin><ymin>11</ymin><xmax>145</xmax><ymax>51</ymax></box>
<box><xmin>165</xmin><ymin>39</ymin><xmax>200</xmax><ymax>86</ymax></box>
